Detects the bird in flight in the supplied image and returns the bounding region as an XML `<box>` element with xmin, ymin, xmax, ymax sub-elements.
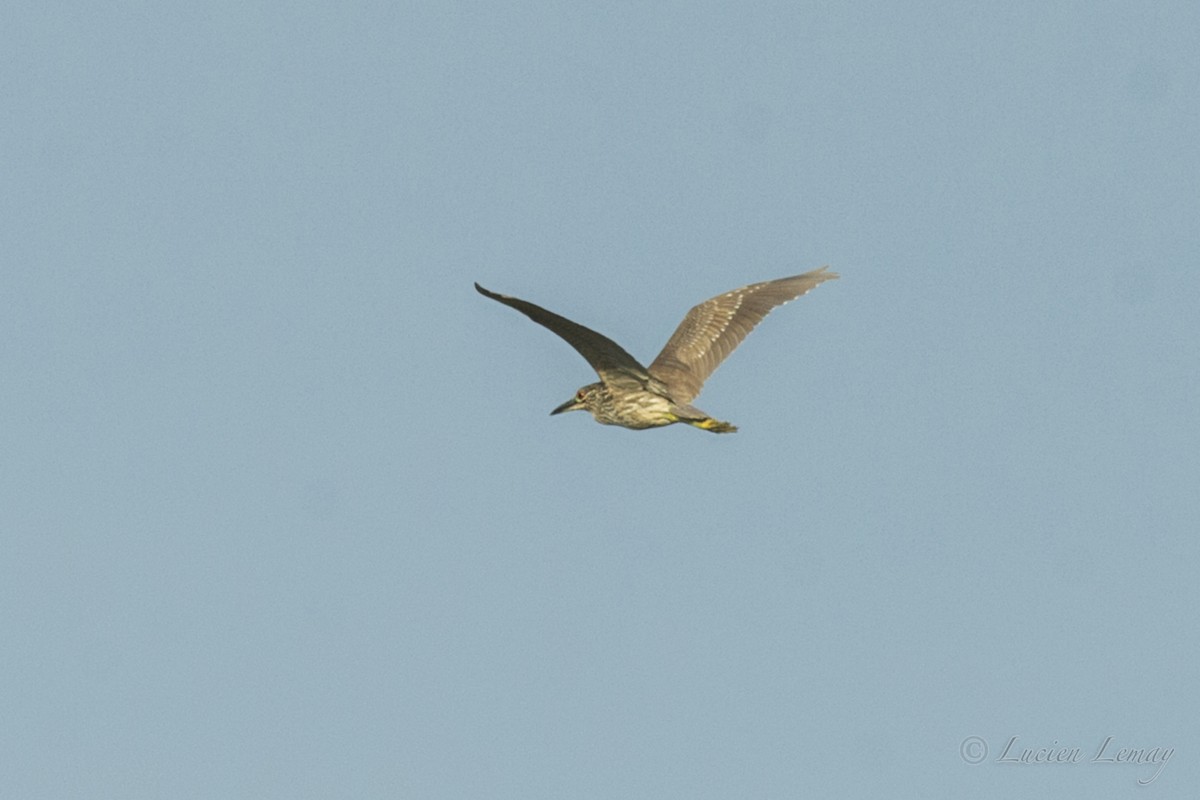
<box><xmin>475</xmin><ymin>268</ymin><xmax>837</xmax><ymax>433</ymax></box>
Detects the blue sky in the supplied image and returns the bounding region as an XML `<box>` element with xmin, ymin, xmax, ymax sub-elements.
<box><xmin>3</xmin><ymin>2</ymin><xmax>1198</xmax><ymax>797</ymax></box>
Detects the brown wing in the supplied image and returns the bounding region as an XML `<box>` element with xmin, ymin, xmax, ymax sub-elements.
<box><xmin>647</xmin><ymin>268</ymin><xmax>838</xmax><ymax>403</ymax></box>
<box><xmin>475</xmin><ymin>283</ymin><xmax>651</xmax><ymax>389</ymax></box>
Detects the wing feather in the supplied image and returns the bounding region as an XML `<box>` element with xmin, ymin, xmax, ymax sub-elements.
<box><xmin>647</xmin><ymin>268</ymin><xmax>838</xmax><ymax>403</ymax></box>
<box><xmin>475</xmin><ymin>283</ymin><xmax>650</xmax><ymax>389</ymax></box>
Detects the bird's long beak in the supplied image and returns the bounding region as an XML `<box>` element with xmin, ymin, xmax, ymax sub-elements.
<box><xmin>550</xmin><ymin>397</ymin><xmax>582</xmax><ymax>416</ymax></box>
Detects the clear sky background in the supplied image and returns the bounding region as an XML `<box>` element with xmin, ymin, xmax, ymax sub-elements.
<box><xmin>3</xmin><ymin>2</ymin><xmax>1198</xmax><ymax>798</ymax></box>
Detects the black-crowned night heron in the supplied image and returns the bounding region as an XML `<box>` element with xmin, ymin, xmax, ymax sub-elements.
<box><xmin>475</xmin><ymin>268</ymin><xmax>837</xmax><ymax>433</ymax></box>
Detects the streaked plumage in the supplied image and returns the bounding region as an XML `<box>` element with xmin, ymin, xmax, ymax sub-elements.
<box><xmin>475</xmin><ymin>268</ymin><xmax>837</xmax><ymax>432</ymax></box>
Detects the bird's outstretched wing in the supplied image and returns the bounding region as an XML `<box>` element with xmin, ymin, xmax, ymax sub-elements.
<box><xmin>647</xmin><ymin>268</ymin><xmax>838</xmax><ymax>403</ymax></box>
<box><xmin>475</xmin><ymin>283</ymin><xmax>651</xmax><ymax>389</ymax></box>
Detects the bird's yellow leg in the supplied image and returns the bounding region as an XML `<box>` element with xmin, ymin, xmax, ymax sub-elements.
<box><xmin>691</xmin><ymin>418</ymin><xmax>738</xmax><ymax>433</ymax></box>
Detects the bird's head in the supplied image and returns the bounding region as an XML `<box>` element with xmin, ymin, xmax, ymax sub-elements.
<box><xmin>551</xmin><ymin>383</ymin><xmax>604</xmax><ymax>416</ymax></box>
